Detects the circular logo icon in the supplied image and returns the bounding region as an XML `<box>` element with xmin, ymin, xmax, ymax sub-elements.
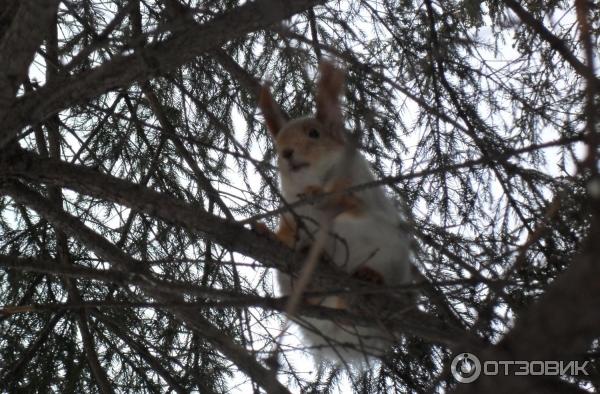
<box><xmin>451</xmin><ymin>353</ymin><xmax>481</xmax><ymax>383</ymax></box>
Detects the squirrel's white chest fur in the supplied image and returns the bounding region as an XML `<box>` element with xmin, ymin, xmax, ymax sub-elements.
<box><xmin>280</xmin><ymin>153</ymin><xmax>411</xmax><ymax>285</ymax></box>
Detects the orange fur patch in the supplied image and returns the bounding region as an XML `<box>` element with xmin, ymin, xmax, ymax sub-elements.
<box><xmin>352</xmin><ymin>266</ymin><xmax>385</xmax><ymax>285</ymax></box>
<box><xmin>275</xmin><ymin>213</ymin><xmax>297</xmax><ymax>247</ymax></box>
<box><xmin>258</xmin><ymin>85</ymin><xmax>285</xmax><ymax>136</ymax></box>
<box><xmin>321</xmin><ymin>178</ymin><xmax>365</xmax><ymax>216</ymax></box>
<box><xmin>301</xmin><ymin>185</ymin><xmax>324</xmax><ymax>198</ymax></box>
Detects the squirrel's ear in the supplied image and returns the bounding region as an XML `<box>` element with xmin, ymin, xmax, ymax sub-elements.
<box><xmin>258</xmin><ymin>84</ymin><xmax>285</xmax><ymax>137</ymax></box>
<box><xmin>315</xmin><ymin>61</ymin><xmax>345</xmax><ymax>132</ymax></box>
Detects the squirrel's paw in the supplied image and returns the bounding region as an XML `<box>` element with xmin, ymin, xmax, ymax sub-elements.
<box><xmin>295</xmin><ymin>238</ymin><xmax>312</xmax><ymax>255</ymax></box>
<box><xmin>251</xmin><ymin>221</ymin><xmax>272</xmax><ymax>236</ymax></box>
<box><xmin>349</xmin><ymin>267</ymin><xmax>390</xmax><ymax>317</ymax></box>
<box><xmin>297</xmin><ymin>185</ymin><xmax>324</xmax><ymax>201</ymax></box>
<box><xmin>352</xmin><ymin>266</ymin><xmax>385</xmax><ymax>285</ymax></box>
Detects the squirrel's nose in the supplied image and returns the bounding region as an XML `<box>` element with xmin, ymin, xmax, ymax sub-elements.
<box><xmin>281</xmin><ymin>148</ymin><xmax>294</xmax><ymax>159</ymax></box>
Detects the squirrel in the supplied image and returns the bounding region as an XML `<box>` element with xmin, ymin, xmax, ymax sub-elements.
<box><xmin>258</xmin><ymin>61</ymin><xmax>413</xmax><ymax>364</ymax></box>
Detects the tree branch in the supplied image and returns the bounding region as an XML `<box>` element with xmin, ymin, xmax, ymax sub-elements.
<box><xmin>95</xmin><ymin>313</ymin><xmax>189</xmax><ymax>394</ymax></box>
<box><xmin>0</xmin><ymin>252</ymin><xmax>477</xmax><ymax>348</ymax></box>
<box><xmin>502</xmin><ymin>0</ymin><xmax>600</xmax><ymax>89</ymax></box>
<box><xmin>141</xmin><ymin>82</ymin><xmax>234</xmax><ymax>220</ymax></box>
<box><xmin>0</xmin><ymin>180</ymin><xmax>291</xmax><ymax>394</ymax></box>
<box><xmin>0</xmin><ymin>0</ymin><xmax>326</xmax><ymax>148</ymax></box>
<box><xmin>0</xmin><ymin>149</ymin><xmax>290</xmax><ymax>269</ymax></box>
<box><xmin>0</xmin><ymin>0</ymin><xmax>60</xmax><ymax>109</ymax></box>
<box><xmin>454</xmin><ymin>192</ymin><xmax>600</xmax><ymax>393</ymax></box>
<box><xmin>0</xmin><ymin>312</ymin><xmax>64</xmax><ymax>387</ymax></box>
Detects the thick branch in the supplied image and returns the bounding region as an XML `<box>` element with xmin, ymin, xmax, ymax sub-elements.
<box><xmin>0</xmin><ymin>0</ymin><xmax>60</xmax><ymax>109</ymax></box>
<box><xmin>0</xmin><ymin>149</ymin><xmax>290</xmax><ymax>269</ymax></box>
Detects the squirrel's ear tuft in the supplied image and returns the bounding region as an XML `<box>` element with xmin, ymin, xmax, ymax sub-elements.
<box><xmin>258</xmin><ymin>84</ymin><xmax>285</xmax><ymax>137</ymax></box>
<box><xmin>315</xmin><ymin>61</ymin><xmax>345</xmax><ymax>133</ymax></box>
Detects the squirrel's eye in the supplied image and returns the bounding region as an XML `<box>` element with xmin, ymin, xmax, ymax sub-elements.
<box><xmin>308</xmin><ymin>129</ymin><xmax>320</xmax><ymax>139</ymax></box>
